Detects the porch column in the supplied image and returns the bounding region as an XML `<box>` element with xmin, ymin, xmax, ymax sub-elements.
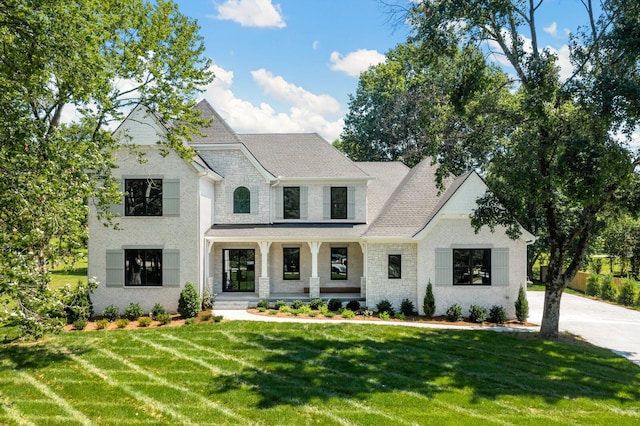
<box><xmin>205</xmin><ymin>240</ymin><xmax>214</xmax><ymax>296</ymax></box>
<box><xmin>257</xmin><ymin>241</ymin><xmax>271</xmax><ymax>299</ymax></box>
<box><xmin>308</xmin><ymin>241</ymin><xmax>322</xmax><ymax>299</ymax></box>
<box><xmin>359</xmin><ymin>242</ymin><xmax>367</xmax><ymax>298</ymax></box>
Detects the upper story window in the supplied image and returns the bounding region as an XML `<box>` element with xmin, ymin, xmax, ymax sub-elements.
<box><xmin>233</xmin><ymin>186</ymin><xmax>250</xmax><ymax>214</ymax></box>
<box><xmin>453</xmin><ymin>249</ymin><xmax>491</xmax><ymax>285</ymax></box>
<box><xmin>283</xmin><ymin>187</ymin><xmax>300</xmax><ymax>219</ymax></box>
<box><xmin>331</xmin><ymin>187</ymin><xmax>347</xmax><ymax>219</ymax></box>
<box><xmin>125</xmin><ymin>179</ymin><xmax>162</xmax><ymax>216</ymax></box>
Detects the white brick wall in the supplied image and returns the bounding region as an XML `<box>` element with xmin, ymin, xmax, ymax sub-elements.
<box><xmin>365</xmin><ymin>243</ymin><xmax>417</xmax><ymax>312</ymax></box>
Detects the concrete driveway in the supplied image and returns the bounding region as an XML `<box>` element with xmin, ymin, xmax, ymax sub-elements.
<box><xmin>527</xmin><ymin>291</ymin><xmax>640</xmax><ymax>366</ymax></box>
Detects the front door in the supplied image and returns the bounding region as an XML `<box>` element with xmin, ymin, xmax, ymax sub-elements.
<box><xmin>222</xmin><ymin>249</ymin><xmax>255</xmax><ymax>292</ymax></box>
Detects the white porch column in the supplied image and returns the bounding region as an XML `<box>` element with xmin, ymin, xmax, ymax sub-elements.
<box><xmin>307</xmin><ymin>241</ymin><xmax>322</xmax><ymax>299</ymax></box>
<box><xmin>257</xmin><ymin>241</ymin><xmax>272</xmax><ymax>299</ymax></box>
<box><xmin>359</xmin><ymin>242</ymin><xmax>367</xmax><ymax>298</ymax></box>
<box><xmin>205</xmin><ymin>240</ymin><xmax>214</xmax><ymax>294</ymax></box>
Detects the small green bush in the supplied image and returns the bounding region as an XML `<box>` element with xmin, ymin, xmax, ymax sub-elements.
<box><xmin>156</xmin><ymin>313</ymin><xmax>171</xmax><ymax>325</ymax></box>
<box><xmin>601</xmin><ymin>275</ymin><xmax>618</xmax><ymax>302</ymax></box>
<box><xmin>308</xmin><ymin>311</ymin><xmax>319</xmax><ymax>317</ymax></box>
<box><xmin>341</xmin><ymin>309</ymin><xmax>355</xmax><ymax>319</ymax></box>
<box><xmin>515</xmin><ymin>285</ymin><xmax>529</xmax><ymax>323</ymax></box>
<box><xmin>279</xmin><ymin>305</ymin><xmax>292</xmax><ymax>313</ymax></box>
<box><xmin>400</xmin><ymin>298</ymin><xmax>415</xmax><ymax>316</ymax></box>
<box><xmin>328</xmin><ymin>299</ymin><xmax>343</xmax><ymax>312</ymax></box>
<box><xmin>274</xmin><ymin>300</ymin><xmax>287</xmax><ymax>310</ymax></box>
<box><xmin>268</xmin><ymin>310</ymin><xmax>278</xmax><ymax>315</ymax></box>
<box><xmin>618</xmin><ymin>279</ymin><xmax>637</xmax><ymax>306</ymax></box>
<box><xmin>586</xmin><ymin>273</ymin><xmax>601</xmax><ymax>297</ymax></box>
<box><xmin>257</xmin><ymin>306</ymin><xmax>266</xmax><ymax>313</ymax></box>
<box><xmin>256</xmin><ymin>299</ymin><xmax>270</xmax><ymax>309</ymax></box>
<box><xmin>116</xmin><ymin>318</ymin><xmax>130</xmax><ymax>328</ymax></box>
<box><xmin>201</xmin><ymin>286</ymin><xmax>215</xmax><ymax>310</ymax></box>
<box><xmin>200</xmin><ymin>313</ymin><xmax>212</xmax><ymax>321</ymax></box>
<box><xmin>309</xmin><ymin>298</ymin><xmax>324</xmax><ymax>310</ymax></box>
<box><xmin>446</xmin><ymin>304</ymin><xmax>463</xmax><ymax>322</ymax></box>
<box><xmin>96</xmin><ymin>319</ymin><xmax>109</xmax><ymax>330</ymax></box>
<box><xmin>124</xmin><ymin>303</ymin><xmax>143</xmax><ymax>321</ymax></box>
<box><xmin>359</xmin><ymin>309</ymin><xmax>374</xmax><ymax>317</ymax></box>
<box><xmin>151</xmin><ymin>303</ymin><xmax>167</xmax><ymax>320</ymax></box>
<box><xmin>489</xmin><ymin>305</ymin><xmax>507</xmax><ymax>324</ymax></box>
<box><xmin>73</xmin><ymin>318</ymin><xmax>88</xmax><ymax>330</ymax></box>
<box><xmin>423</xmin><ymin>281</ymin><xmax>436</xmax><ymax>318</ymax></box>
<box><xmin>378</xmin><ymin>311</ymin><xmax>391</xmax><ymax>320</ymax></box>
<box><xmin>60</xmin><ymin>279</ymin><xmax>96</xmax><ymax>324</ymax></box>
<box><xmin>346</xmin><ymin>300</ymin><xmax>360</xmax><ymax>311</ymax></box>
<box><xmin>324</xmin><ymin>311</ymin><xmax>335</xmax><ymax>318</ymax></box>
<box><xmin>214</xmin><ymin>315</ymin><xmax>223</xmax><ymax>323</ymax></box>
<box><xmin>103</xmin><ymin>304</ymin><xmax>120</xmax><ymax>322</ymax></box>
<box><xmin>319</xmin><ymin>305</ymin><xmax>330</xmax><ymax>315</ymax></box>
<box><xmin>468</xmin><ymin>305</ymin><xmax>487</xmax><ymax>323</ymax></box>
<box><xmin>184</xmin><ymin>317</ymin><xmax>196</xmax><ymax>325</ymax></box>
<box><xmin>291</xmin><ymin>299</ymin><xmax>304</xmax><ymax>309</ymax></box>
<box><xmin>138</xmin><ymin>316</ymin><xmax>152</xmax><ymax>327</ymax></box>
<box><xmin>297</xmin><ymin>305</ymin><xmax>312</xmax><ymax>315</ymax></box>
<box><xmin>178</xmin><ymin>282</ymin><xmax>201</xmax><ymax>318</ymax></box>
<box><xmin>375</xmin><ymin>299</ymin><xmax>394</xmax><ymax>315</ymax></box>
<box><xmin>395</xmin><ymin>312</ymin><xmax>406</xmax><ymax>320</ymax></box>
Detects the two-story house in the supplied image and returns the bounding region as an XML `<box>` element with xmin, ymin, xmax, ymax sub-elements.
<box><xmin>88</xmin><ymin>100</ymin><xmax>534</xmax><ymax>316</ymax></box>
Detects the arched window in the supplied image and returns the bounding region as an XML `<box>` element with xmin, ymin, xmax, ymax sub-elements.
<box><xmin>233</xmin><ymin>186</ymin><xmax>250</xmax><ymax>214</ymax></box>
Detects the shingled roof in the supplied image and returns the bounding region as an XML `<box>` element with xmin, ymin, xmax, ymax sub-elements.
<box><xmin>189</xmin><ymin>99</ymin><xmax>243</xmax><ymax>144</ymax></box>
<box><xmin>356</xmin><ymin>162</ymin><xmax>410</xmax><ymax>223</ymax></box>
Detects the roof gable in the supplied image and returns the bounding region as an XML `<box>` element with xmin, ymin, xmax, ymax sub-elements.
<box><xmin>189</xmin><ymin>99</ymin><xmax>243</xmax><ymax>144</ymax></box>
<box><xmin>113</xmin><ymin>103</ymin><xmax>166</xmax><ymax>145</ymax></box>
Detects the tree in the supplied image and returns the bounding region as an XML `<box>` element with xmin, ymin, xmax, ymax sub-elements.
<box><xmin>0</xmin><ymin>0</ymin><xmax>213</xmax><ymax>337</ymax></box>
<box><xmin>406</xmin><ymin>0</ymin><xmax>640</xmax><ymax>338</ymax></box>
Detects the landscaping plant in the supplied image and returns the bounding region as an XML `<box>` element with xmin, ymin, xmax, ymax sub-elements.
<box><xmin>468</xmin><ymin>305</ymin><xmax>487</xmax><ymax>323</ymax></box>
<box><xmin>178</xmin><ymin>282</ymin><xmax>201</xmax><ymax>319</ymax></box>
<box><xmin>618</xmin><ymin>279</ymin><xmax>637</xmax><ymax>306</ymax></box>
<box><xmin>423</xmin><ymin>281</ymin><xmax>435</xmax><ymax>318</ymax></box>
<box><xmin>515</xmin><ymin>285</ymin><xmax>529</xmax><ymax>323</ymax></box>
<box><xmin>446</xmin><ymin>304</ymin><xmax>463</xmax><ymax>322</ymax></box>
<box><xmin>123</xmin><ymin>303</ymin><xmax>144</xmax><ymax>321</ymax></box>
<box><xmin>600</xmin><ymin>275</ymin><xmax>618</xmax><ymax>302</ymax></box>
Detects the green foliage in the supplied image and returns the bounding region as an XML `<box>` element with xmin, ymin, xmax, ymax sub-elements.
<box><xmin>378</xmin><ymin>311</ymin><xmax>391</xmax><ymax>320</ymax></box>
<box><xmin>115</xmin><ymin>319</ymin><xmax>129</xmax><ymax>329</ymax></box>
<box><xmin>586</xmin><ymin>273</ymin><xmax>601</xmax><ymax>297</ymax></box>
<box><xmin>618</xmin><ymin>279</ymin><xmax>637</xmax><ymax>306</ymax></box>
<box><xmin>58</xmin><ymin>278</ymin><xmax>98</xmax><ymax>324</ymax></box>
<box><xmin>150</xmin><ymin>303</ymin><xmax>167</xmax><ymax>321</ymax></box>
<box><xmin>0</xmin><ymin>0</ymin><xmax>213</xmax><ymax>339</ymax></box>
<box><xmin>178</xmin><ymin>282</ymin><xmax>201</xmax><ymax>319</ymax></box>
<box><xmin>446</xmin><ymin>304</ymin><xmax>463</xmax><ymax>322</ymax></box>
<box><xmin>341</xmin><ymin>309</ymin><xmax>356</xmax><ymax>319</ymax></box>
<box><xmin>468</xmin><ymin>305</ymin><xmax>487</xmax><ymax>323</ymax></box>
<box><xmin>102</xmin><ymin>305</ymin><xmax>120</xmax><ymax>322</ymax></box>
<box><xmin>296</xmin><ymin>305</ymin><xmax>312</xmax><ymax>315</ymax></box>
<box><xmin>515</xmin><ymin>285</ymin><xmax>529</xmax><ymax>323</ymax></box>
<box><xmin>601</xmin><ymin>275</ymin><xmax>618</xmax><ymax>302</ymax></box>
<box><xmin>201</xmin><ymin>287</ymin><xmax>215</xmax><ymax>310</ymax></box>
<box><xmin>256</xmin><ymin>299</ymin><xmax>270</xmax><ymax>309</ymax></box>
<box><xmin>123</xmin><ymin>303</ymin><xmax>143</xmax><ymax>321</ymax></box>
<box><xmin>375</xmin><ymin>299</ymin><xmax>394</xmax><ymax>315</ymax></box>
<box><xmin>213</xmin><ymin>315</ymin><xmax>223</xmax><ymax>323</ymax></box>
<box><xmin>73</xmin><ymin>319</ymin><xmax>88</xmax><ymax>331</ymax></box>
<box><xmin>184</xmin><ymin>317</ymin><xmax>196</xmax><ymax>325</ymax></box>
<box><xmin>200</xmin><ymin>313</ymin><xmax>212</xmax><ymax>322</ymax></box>
<box><xmin>291</xmin><ymin>300</ymin><xmax>304</xmax><ymax>309</ymax></box>
<box><xmin>395</xmin><ymin>312</ymin><xmax>406</xmax><ymax>320</ymax></box>
<box><xmin>489</xmin><ymin>306</ymin><xmax>507</xmax><ymax>324</ymax></box>
<box><xmin>138</xmin><ymin>317</ymin><xmax>152</xmax><ymax>327</ymax></box>
<box><xmin>95</xmin><ymin>319</ymin><xmax>109</xmax><ymax>330</ymax></box>
<box><xmin>156</xmin><ymin>313</ymin><xmax>172</xmax><ymax>325</ymax></box>
<box><xmin>400</xmin><ymin>298</ymin><xmax>415</xmax><ymax>316</ymax></box>
<box><xmin>423</xmin><ymin>281</ymin><xmax>436</xmax><ymax>318</ymax></box>
<box><xmin>327</xmin><ymin>299</ymin><xmax>343</xmax><ymax>312</ymax></box>
<box><xmin>346</xmin><ymin>300</ymin><xmax>361</xmax><ymax>311</ymax></box>
<box><xmin>274</xmin><ymin>300</ymin><xmax>287</xmax><ymax>310</ymax></box>
<box><xmin>309</xmin><ymin>298</ymin><xmax>324</xmax><ymax>310</ymax></box>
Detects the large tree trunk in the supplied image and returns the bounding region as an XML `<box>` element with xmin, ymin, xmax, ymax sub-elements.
<box><xmin>539</xmin><ymin>283</ymin><xmax>564</xmax><ymax>338</ymax></box>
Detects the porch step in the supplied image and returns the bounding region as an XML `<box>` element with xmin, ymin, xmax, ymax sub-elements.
<box><xmin>213</xmin><ymin>300</ymin><xmax>251</xmax><ymax>310</ymax></box>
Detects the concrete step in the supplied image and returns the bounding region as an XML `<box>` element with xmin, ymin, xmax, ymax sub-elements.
<box><xmin>213</xmin><ymin>301</ymin><xmax>251</xmax><ymax>310</ymax></box>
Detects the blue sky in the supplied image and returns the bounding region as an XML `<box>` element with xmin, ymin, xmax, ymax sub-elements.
<box><xmin>173</xmin><ymin>0</ymin><xmax>601</xmax><ymax>142</ymax></box>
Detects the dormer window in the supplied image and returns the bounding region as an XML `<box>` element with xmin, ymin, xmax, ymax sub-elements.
<box><xmin>233</xmin><ymin>186</ymin><xmax>250</xmax><ymax>214</ymax></box>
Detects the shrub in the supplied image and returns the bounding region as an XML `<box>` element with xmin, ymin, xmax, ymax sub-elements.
<box><xmin>103</xmin><ymin>304</ymin><xmax>120</xmax><ymax>322</ymax></box>
<box><xmin>200</xmin><ymin>313</ymin><xmax>212</xmax><ymax>322</ymax></box>
<box><xmin>138</xmin><ymin>316</ymin><xmax>152</xmax><ymax>327</ymax></box>
<box><xmin>201</xmin><ymin>286</ymin><xmax>215</xmax><ymax>310</ymax></box>
<box><xmin>184</xmin><ymin>317</ymin><xmax>196</xmax><ymax>325</ymax></box>
<box><xmin>468</xmin><ymin>305</ymin><xmax>487</xmax><ymax>323</ymax></box>
<box><xmin>423</xmin><ymin>281</ymin><xmax>436</xmax><ymax>318</ymax></box>
<box><xmin>618</xmin><ymin>279</ymin><xmax>637</xmax><ymax>306</ymax></box>
<box><xmin>318</xmin><ymin>305</ymin><xmax>330</xmax><ymax>315</ymax></box>
<box><xmin>123</xmin><ymin>303</ymin><xmax>143</xmax><ymax>321</ymax></box>
<box><xmin>291</xmin><ymin>299</ymin><xmax>304</xmax><ymax>309</ymax></box>
<box><xmin>256</xmin><ymin>299</ymin><xmax>270</xmax><ymax>309</ymax></box>
<box><xmin>375</xmin><ymin>299</ymin><xmax>394</xmax><ymax>315</ymax></box>
<box><xmin>268</xmin><ymin>310</ymin><xmax>278</xmax><ymax>315</ymax></box>
<box><xmin>73</xmin><ymin>318</ymin><xmax>88</xmax><ymax>330</ymax></box>
<box><xmin>115</xmin><ymin>318</ymin><xmax>129</xmax><ymax>328</ymax></box>
<box><xmin>308</xmin><ymin>311</ymin><xmax>319</xmax><ymax>317</ymax></box>
<box><xmin>400</xmin><ymin>298</ymin><xmax>415</xmax><ymax>316</ymax></box>
<box><xmin>279</xmin><ymin>305</ymin><xmax>292</xmax><ymax>313</ymax></box>
<box><xmin>150</xmin><ymin>303</ymin><xmax>167</xmax><ymax>320</ymax></box>
<box><xmin>446</xmin><ymin>304</ymin><xmax>463</xmax><ymax>322</ymax></box>
<box><xmin>324</xmin><ymin>311</ymin><xmax>335</xmax><ymax>318</ymax></box>
<box><xmin>378</xmin><ymin>311</ymin><xmax>391</xmax><ymax>320</ymax></box>
<box><xmin>489</xmin><ymin>305</ymin><xmax>507</xmax><ymax>324</ymax></box>
<box><xmin>60</xmin><ymin>278</ymin><xmax>97</xmax><ymax>324</ymax></box>
<box><xmin>341</xmin><ymin>309</ymin><xmax>355</xmax><ymax>319</ymax></box>
<box><xmin>274</xmin><ymin>300</ymin><xmax>287</xmax><ymax>310</ymax></box>
<box><xmin>601</xmin><ymin>275</ymin><xmax>618</xmax><ymax>302</ymax></box>
<box><xmin>214</xmin><ymin>315</ymin><xmax>224</xmax><ymax>322</ymax></box>
<box><xmin>395</xmin><ymin>312</ymin><xmax>406</xmax><ymax>320</ymax></box>
<box><xmin>586</xmin><ymin>273</ymin><xmax>601</xmax><ymax>297</ymax></box>
<box><xmin>328</xmin><ymin>299</ymin><xmax>343</xmax><ymax>312</ymax></box>
<box><xmin>178</xmin><ymin>282</ymin><xmax>201</xmax><ymax>318</ymax></box>
<box><xmin>297</xmin><ymin>305</ymin><xmax>312</xmax><ymax>315</ymax></box>
<box><xmin>309</xmin><ymin>298</ymin><xmax>324</xmax><ymax>310</ymax></box>
<box><xmin>346</xmin><ymin>300</ymin><xmax>360</xmax><ymax>311</ymax></box>
<box><xmin>257</xmin><ymin>306</ymin><xmax>266</xmax><ymax>313</ymax></box>
<box><xmin>156</xmin><ymin>313</ymin><xmax>172</xmax><ymax>325</ymax></box>
<box><xmin>515</xmin><ymin>285</ymin><xmax>529</xmax><ymax>323</ymax></box>
<box><xmin>359</xmin><ymin>309</ymin><xmax>374</xmax><ymax>318</ymax></box>
<box><xmin>96</xmin><ymin>319</ymin><xmax>109</xmax><ymax>330</ymax></box>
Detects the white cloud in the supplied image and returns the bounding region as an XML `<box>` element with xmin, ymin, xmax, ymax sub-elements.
<box><xmin>199</xmin><ymin>63</ymin><xmax>344</xmax><ymax>141</ymax></box>
<box><xmin>312</xmin><ymin>40</ymin><xmax>319</xmax><ymax>50</ymax></box>
<box><xmin>329</xmin><ymin>49</ymin><xmax>386</xmax><ymax>77</ymax></box>
<box><xmin>214</xmin><ymin>0</ymin><xmax>285</xmax><ymax>28</ymax></box>
<box><xmin>548</xmin><ymin>44</ymin><xmax>573</xmax><ymax>81</ymax></box>
<box><xmin>544</xmin><ymin>22</ymin><xmax>558</xmax><ymax>37</ymax></box>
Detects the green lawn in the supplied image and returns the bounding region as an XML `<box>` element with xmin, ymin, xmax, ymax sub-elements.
<box><xmin>49</xmin><ymin>252</ymin><xmax>88</xmax><ymax>290</ymax></box>
<box><xmin>1</xmin><ymin>322</ymin><xmax>638</xmax><ymax>425</ymax></box>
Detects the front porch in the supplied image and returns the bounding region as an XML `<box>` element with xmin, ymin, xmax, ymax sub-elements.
<box><xmin>214</xmin><ymin>292</ymin><xmax>365</xmax><ymax>310</ymax></box>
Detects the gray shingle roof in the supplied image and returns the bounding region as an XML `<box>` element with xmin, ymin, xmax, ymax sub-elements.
<box><xmin>356</xmin><ymin>162</ymin><xmax>410</xmax><ymax>223</ymax></box>
<box><xmin>364</xmin><ymin>159</ymin><xmax>461</xmax><ymax>238</ymax></box>
<box><xmin>239</xmin><ymin>133</ymin><xmax>370</xmax><ymax>179</ymax></box>
<box><xmin>190</xmin><ymin>99</ymin><xmax>243</xmax><ymax>144</ymax></box>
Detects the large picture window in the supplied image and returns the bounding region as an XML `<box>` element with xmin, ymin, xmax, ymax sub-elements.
<box><xmin>125</xmin><ymin>249</ymin><xmax>162</xmax><ymax>286</ymax></box>
<box><xmin>331</xmin><ymin>187</ymin><xmax>347</xmax><ymax>219</ymax></box>
<box><xmin>125</xmin><ymin>179</ymin><xmax>162</xmax><ymax>216</ymax></box>
<box><xmin>283</xmin><ymin>247</ymin><xmax>300</xmax><ymax>280</ymax></box>
<box><xmin>331</xmin><ymin>247</ymin><xmax>348</xmax><ymax>280</ymax></box>
<box><xmin>283</xmin><ymin>187</ymin><xmax>300</xmax><ymax>219</ymax></box>
<box><xmin>233</xmin><ymin>186</ymin><xmax>250</xmax><ymax>214</ymax></box>
<box><xmin>453</xmin><ymin>249</ymin><xmax>491</xmax><ymax>285</ymax></box>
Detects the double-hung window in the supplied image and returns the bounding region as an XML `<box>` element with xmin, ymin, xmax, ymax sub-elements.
<box><xmin>331</xmin><ymin>187</ymin><xmax>347</xmax><ymax>219</ymax></box>
<box><xmin>283</xmin><ymin>187</ymin><xmax>300</xmax><ymax>219</ymax></box>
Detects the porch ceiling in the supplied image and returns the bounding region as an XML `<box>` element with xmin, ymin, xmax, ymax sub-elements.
<box><xmin>205</xmin><ymin>223</ymin><xmax>369</xmax><ymax>241</ymax></box>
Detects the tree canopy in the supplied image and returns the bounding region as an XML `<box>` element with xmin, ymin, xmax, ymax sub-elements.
<box><xmin>341</xmin><ymin>0</ymin><xmax>640</xmax><ymax>338</ymax></box>
<box><xmin>0</xmin><ymin>0</ymin><xmax>213</xmax><ymax>338</ymax></box>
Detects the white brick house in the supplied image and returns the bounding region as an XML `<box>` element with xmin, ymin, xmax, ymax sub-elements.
<box><xmin>88</xmin><ymin>100</ymin><xmax>535</xmax><ymax>317</ymax></box>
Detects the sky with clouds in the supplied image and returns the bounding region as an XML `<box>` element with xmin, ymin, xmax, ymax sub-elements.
<box><xmin>173</xmin><ymin>0</ymin><xmax>609</xmax><ymax>143</ymax></box>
